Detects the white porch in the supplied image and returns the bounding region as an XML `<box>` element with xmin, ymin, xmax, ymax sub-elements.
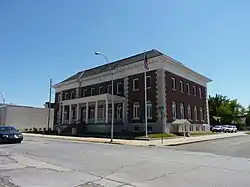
<box><xmin>58</xmin><ymin>94</ymin><xmax>125</xmax><ymax>124</ymax></box>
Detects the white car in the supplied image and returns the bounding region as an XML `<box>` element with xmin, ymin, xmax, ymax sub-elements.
<box><xmin>223</xmin><ymin>125</ymin><xmax>237</xmax><ymax>133</ymax></box>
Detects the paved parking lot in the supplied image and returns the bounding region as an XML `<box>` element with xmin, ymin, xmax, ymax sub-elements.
<box><xmin>1</xmin><ymin>136</ymin><xmax>250</xmax><ymax>186</ymax></box>
<box><xmin>169</xmin><ymin>135</ymin><xmax>250</xmax><ymax>158</ymax></box>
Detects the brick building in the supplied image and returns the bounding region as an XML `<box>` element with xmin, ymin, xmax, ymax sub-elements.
<box><xmin>53</xmin><ymin>49</ymin><xmax>212</xmax><ymax>134</ymax></box>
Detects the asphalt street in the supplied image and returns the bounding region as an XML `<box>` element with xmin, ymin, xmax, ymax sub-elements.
<box><xmin>1</xmin><ymin>135</ymin><xmax>250</xmax><ymax>187</ymax></box>
<box><xmin>169</xmin><ymin>135</ymin><xmax>250</xmax><ymax>158</ymax></box>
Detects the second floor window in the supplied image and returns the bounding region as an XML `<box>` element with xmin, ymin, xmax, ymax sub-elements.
<box><xmin>117</xmin><ymin>82</ymin><xmax>122</xmax><ymax>94</ymax></box>
<box><xmin>133</xmin><ymin>78</ymin><xmax>139</xmax><ymax>91</ymax></box>
<box><xmin>199</xmin><ymin>88</ymin><xmax>202</xmax><ymax>98</ymax></box>
<box><xmin>146</xmin><ymin>76</ymin><xmax>152</xmax><ymax>89</ymax></box>
<box><xmin>193</xmin><ymin>86</ymin><xmax>196</xmax><ymax>96</ymax></box>
<box><xmin>91</xmin><ymin>88</ymin><xmax>95</xmax><ymax>96</ymax></box>
<box><xmin>171</xmin><ymin>77</ymin><xmax>176</xmax><ymax>90</ymax></box>
<box><xmin>180</xmin><ymin>81</ymin><xmax>183</xmax><ymax>92</ymax></box>
<box><xmin>108</xmin><ymin>85</ymin><xmax>112</xmax><ymax>94</ymax></box>
<box><xmin>71</xmin><ymin>91</ymin><xmax>75</xmax><ymax>99</ymax></box>
<box><xmin>99</xmin><ymin>86</ymin><xmax>103</xmax><ymax>94</ymax></box>
<box><xmin>64</xmin><ymin>93</ymin><xmax>68</xmax><ymax>100</ymax></box>
<box><xmin>186</xmin><ymin>83</ymin><xmax>190</xmax><ymax>94</ymax></box>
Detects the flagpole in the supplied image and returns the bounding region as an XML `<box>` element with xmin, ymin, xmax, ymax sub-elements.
<box><xmin>144</xmin><ymin>51</ymin><xmax>148</xmax><ymax>137</ymax></box>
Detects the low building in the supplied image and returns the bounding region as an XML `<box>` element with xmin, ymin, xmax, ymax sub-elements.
<box><xmin>53</xmin><ymin>49</ymin><xmax>212</xmax><ymax>134</ymax></box>
<box><xmin>0</xmin><ymin>104</ymin><xmax>54</xmax><ymax>130</ymax></box>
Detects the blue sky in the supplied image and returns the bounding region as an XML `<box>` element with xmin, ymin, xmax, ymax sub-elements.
<box><xmin>0</xmin><ymin>0</ymin><xmax>249</xmax><ymax>107</ymax></box>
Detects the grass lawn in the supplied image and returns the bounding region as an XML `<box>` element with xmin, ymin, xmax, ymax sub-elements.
<box><xmin>136</xmin><ymin>133</ymin><xmax>177</xmax><ymax>139</ymax></box>
<box><xmin>190</xmin><ymin>131</ymin><xmax>215</xmax><ymax>136</ymax></box>
<box><xmin>245</xmin><ymin>132</ymin><xmax>250</xmax><ymax>135</ymax></box>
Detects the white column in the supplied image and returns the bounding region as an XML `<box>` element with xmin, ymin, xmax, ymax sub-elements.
<box><xmin>85</xmin><ymin>102</ymin><xmax>89</xmax><ymax>123</ymax></box>
<box><xmin>62</xmin><ymin>105</ymin><xmax>65</xmax><ymax>124</ymax></box>
<box><xmin>95</xmin><ymin>101</ymin><xmax>98</xmax><ymax>123</ymax></box>
<box><xmin>69</xmin><ymin>105</ymin><xmax>72</xmax><ymax>124</ymax></box>
<box><xmin>76</xmin><ymin>104</ymin><xmax>80</xmax><ymax>123</ymax></box>
<box><xmin>105</xmin><ymin>100</ymin><xmax>108</xmax><ymax>123</ymax></box>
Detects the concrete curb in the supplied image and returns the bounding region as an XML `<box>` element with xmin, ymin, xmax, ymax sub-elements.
<box><xmin>165</xmin><ymin>133</ymin><xmax>247</xmax><ymax>146</ymax></box>
<box><xmin>22</xmin><ymin>132</ymin><xmax>246</xmax><ymax>147</ymax></box>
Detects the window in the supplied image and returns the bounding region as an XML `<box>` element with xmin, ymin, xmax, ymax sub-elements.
<box><xmin>64</xmin><ymin>93</ymin><xmax>68</xmax><ymax>100</ymax></box>
<box><xmin>108</xmin><ymin>85</ymin><xmax>112</xmax><ymax>94</ymax></box>
<box><xmin>89</xmin><ymin>107</ymin><xmax>95</xmax><ymax>120</ymax></box>
<box><xmin>133</xmin><ymin>78</ymin><xmax>139</xmax><ymax>91</ymax></box>
<box><xmin>98</xmin><ymin>105</ymin><xmax>104</xmax><ymax>119</ymax></box>
<box><xmin>193</xmin><ymin>86</ymin><xmax>196</xmax><ymax>96</ymax></box>
<box><xmin>83</xmin><ymin>89</ymin><xmax>87</xmax><ymax>97</ymax></box>
<box><xmin>171</xmin><ymin>77</ymin><xmax>176</xmax><ymax>90</ymax></box>
<box><xmin>99</xmin><ymin>86</ymin><xmax>103</xmax><ymax>94</ymax></box>
<box><xmin>194</xmin><ymin>106</ymin><xmax>198</xmax><ymax>121</ymax></box>
<box><xmin>146</xmin><ymin>101</ymin><xmax>152</xmax><ymax>119</ymax></box>
<box><xmin>180</xmin><ymin>103</ymin><xmax>185</xmax><ymax>119</ymax></box>
<box><xmin>146</xmin><ymin>76</ymin><xmax>152</xmax><ymax>89</ymax></box>
<box><xmin>116</xmin><ymin>104</ymin><xmax>122</xmax><ymax>120</ymax></box>
<box><xmin>187</xmin><ymin>105</ymin><xmax>192</xmax><ymax>120</ymax></box>
<box><xmin>58</xmin><ymin>95</ymin><xmax>61</xmax><ymax>102</ymax></box>
<box><xmin>189</xmin><ymin>125</ymin><xmax>193</xmax><ymax>131</ymax></box>
<box><xmin>199</xmin><ymin>88</ymin><xmax>202</xmax><ymax>98</ymax></box>
<box><xmin>133</xmin><ymin>102</ymin><xmax>140</xmax><ymax>119</ymax></box>
<box><xmin>117</xmin><ymin>82</ymin><xmax>122</xmax><ymax>94</ymax></box>
<box><xmin>180</xmin><ymin>81</ymin><xmax>183</xmax><ymax>92</ymax></box>
<box><xmin>91</xmin><ymin>88</ymin><xmax>95</xmax><ymax>96</ymax></box>
<box><xmin>200</xmin><ymin>107</ymin><xmax>204</xmax><ymax>121</ymax></box>
<box><xmin>186</xmin><ymin>83</ymin><xmax>190</xmax><ymax>94</ymax></box>
<box><xmin>172</xmin><ymin>102</ymin><xmax>176</xmax><ymax>120</ymax></box>
<box><xmin>71</xmin><ymin>91</ymin><xmax>75</xmax><ymax>99</ymax></box>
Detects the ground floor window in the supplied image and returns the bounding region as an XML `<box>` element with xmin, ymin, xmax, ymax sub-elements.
<box><xmin>133</xmin><ymin>102</ymin><xmax>140</xmax><ymax>119</ymax></box>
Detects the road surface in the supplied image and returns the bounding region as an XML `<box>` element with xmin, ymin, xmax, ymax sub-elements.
<box><xmin>1</xmin><ymin>135</ymin><xmax>250</xmax><ymax>187</ymax></box>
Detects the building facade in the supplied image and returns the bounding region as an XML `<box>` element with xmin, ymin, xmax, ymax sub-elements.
<box><xmin>0</xmin><ymin>104</ymin><xmax>54</xmax><ymax>130</ymax></box>
<box><xmin>53</xmin><ymin>49</ymin><xmax>212</xmax><ymax>134</ymax></box>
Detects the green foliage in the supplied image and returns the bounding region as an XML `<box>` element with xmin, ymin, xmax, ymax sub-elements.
<box><xmin>137</xmin><ymin>133</ymin><xmax>177</xmax><ymax>139</ymax></box>
<box><xmin>209</xmin><ymin>94</ymin><xmax>246</xmax><ymax>125</ymax></box>
<box><xmin>190</xmin><ymin>131</ymin><xmax>215</xmax><ymax>136</ymax></box>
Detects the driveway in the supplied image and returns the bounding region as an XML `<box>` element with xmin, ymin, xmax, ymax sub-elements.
<box><xmin>1</xmin><ymin>136</ymin><xmax>250</xmax><ymax>186</ymax></box>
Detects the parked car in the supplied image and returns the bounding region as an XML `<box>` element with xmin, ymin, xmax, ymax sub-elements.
<box><xmin>0</xmin><ymin>126</ymin><xmax>23</xmax><ymax>143</ymax></box>
<box><xmin>224</xmin><ymin>125</ymin><xmax>237</xmax><ymax>133</ymax></box>
<box><xmin>212</xmin><ymin>125</ymin><xmax>223</xmax><ymax>132</ymax></box>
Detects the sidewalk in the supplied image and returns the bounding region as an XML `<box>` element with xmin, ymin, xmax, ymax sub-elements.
<box><xmin>22</xmin><ymin>131</ymin><xmax>247</xmax><ymax>147</ymax></box>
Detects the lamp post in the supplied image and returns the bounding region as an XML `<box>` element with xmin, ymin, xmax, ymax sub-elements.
<box><xmin>94</xmin><ymin>52</ymin><xmax>114</xmax><ymax>142</ymax></box>
<box><xmin>0</xmin><ymin>92</ymin><xmax>5</xmax><ymax>125</ymax></box>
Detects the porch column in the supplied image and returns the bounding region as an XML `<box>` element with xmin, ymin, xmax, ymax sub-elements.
<box><xmin>95</xmin><ymin>101</ymin><xmax>98</xmax><ymax>123</ymax></box>
<box><xmin>69</xmin><ymin>105</ymin><xmax>72</xmax><ymax>123</ymax></box>
<box><xmin>76</xmin><ymin>104</ymin><xmax>80</xmax><ymax>123</ymax></box>
<box><xmin>105</xmin><ymin>100</ymin><xmax>108</xmax><ymax>123</ymax></box>
<box><xmin>62</xmin><ymin>105</ymin><xmax>65</xmax><ymax>124</ymax></box>
<box><xmin>85</xmin><ymin>102</ymin><xmax>89</xmax><ymax>123</ymax></box>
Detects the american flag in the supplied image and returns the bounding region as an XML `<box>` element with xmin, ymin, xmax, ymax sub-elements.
<box><xmin>144</xmin><ymin>52</ymin><xmax>149</xmax><ymax>70</ymax></box>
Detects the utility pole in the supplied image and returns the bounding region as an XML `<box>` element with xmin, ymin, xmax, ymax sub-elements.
<box><xmin>47</xmin><ymin>78</ymin><xmax>52</xmax><ymax>130</ymax></box>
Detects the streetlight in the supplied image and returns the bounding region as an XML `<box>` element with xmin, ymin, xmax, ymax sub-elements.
<box><xmin>0</xmin><ymin>92</ymin><xmax>5</xmax><ymax>125</ymax></box>
<box><xmin>94</xmin><ymin>52</ymin><xmax>114</xmax><ymax>142</ymax></box>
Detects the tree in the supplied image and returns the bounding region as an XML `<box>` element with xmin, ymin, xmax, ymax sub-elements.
<box><xmin>209</xmin><ymin>94</ymin><xmax>245</xmax><ymax>125</ymax></box>
<box><xmin>245</xmin><ymin>105</ymin><xmax>250</xmax><ymax>126</ymax></box>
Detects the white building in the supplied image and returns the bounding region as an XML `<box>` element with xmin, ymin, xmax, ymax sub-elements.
<box><xmin>0</xmin><ymin>104</ymin><xmax>54</xmax><ymax>130</ymax></box>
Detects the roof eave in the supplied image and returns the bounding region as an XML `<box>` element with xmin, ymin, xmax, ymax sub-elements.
<box><xmin>163</xmin><ymin>55</ymin><xmax>212</xmax><ymax>84</ymax></box>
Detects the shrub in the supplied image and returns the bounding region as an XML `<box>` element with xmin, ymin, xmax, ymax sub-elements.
<box><xmin>43</xmin><ymin>128</ymin><xmax>46</xmax><ymax>131</ymax></box>
<box><xmin>33</xmin><ymin>127</ymin><xmax>38</xmax><ymax>132</ymax></box>
<box><xmin>24</xmin><ymin>128</ymin><xmax>28</xmax><ymax>132</ymax></box>
<box><xmin>39</xmin><ymin>128</ymin><xmax>42</xmax><ymax>131</ymax></box>
<box><xmin>29</xmin><ymin>128</ymin><xmax>33</xmax><ymax>131</ymax></box>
